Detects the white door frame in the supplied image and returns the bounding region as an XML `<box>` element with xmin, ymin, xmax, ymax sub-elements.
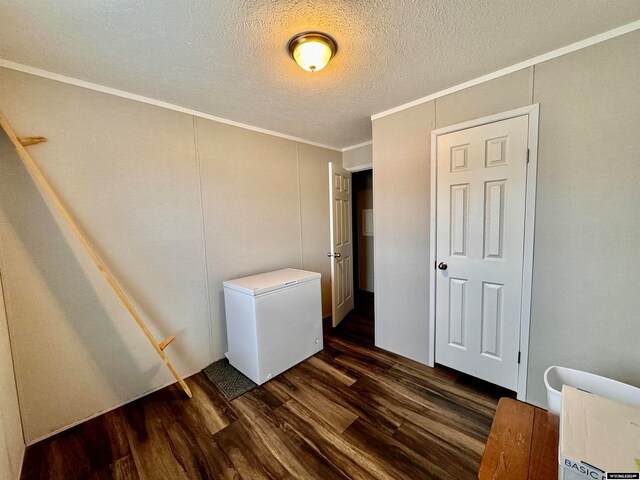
<box><xmin>428</xmin><ymin>104</ymin><xmax>539</xmax><ymax>400</ymax></box>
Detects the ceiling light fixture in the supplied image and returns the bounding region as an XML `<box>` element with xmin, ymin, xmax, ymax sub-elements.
<box><xmin>287</xmin><ymin>32</ymin><xmax>337</xmax><ymax>73</ymax></box>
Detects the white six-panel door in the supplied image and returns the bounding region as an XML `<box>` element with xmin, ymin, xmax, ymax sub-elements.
<box><xmin>329</xmin><ymin>163</ymin><xmax>354</xmax><ymax>327</ymax></box>
<box><xmin>435</xmin><ymin>115</ymin><xmax>529</xmax><ymax>391</ymax></box>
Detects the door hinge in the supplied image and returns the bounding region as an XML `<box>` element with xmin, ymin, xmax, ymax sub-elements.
<box><xmin>517</xmin><ymin>351</ymin><xmax>522</xmax><ymax>364</ymax></box>
<box><xmin>526</xmin><ymin>149</ymin><xmax>530</xmax><ymax>164</ymax></box>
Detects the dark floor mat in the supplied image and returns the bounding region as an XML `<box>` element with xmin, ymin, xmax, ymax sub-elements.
<box><xmin>202</xmin><ymin>358</ymin><xmax>257</xmax><ymax>400</ymax></box>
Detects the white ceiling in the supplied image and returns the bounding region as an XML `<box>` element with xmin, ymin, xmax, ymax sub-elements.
<box><xmin>1</xmin><ymin>1</ymin><xmax>639</xmax><ymax>149</ymax></box>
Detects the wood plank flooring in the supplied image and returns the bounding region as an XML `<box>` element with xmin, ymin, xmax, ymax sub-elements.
<box><xmin>21</xmin><ymin>292</ymin><xmax>512</xmax><ymax>479</ymax></box>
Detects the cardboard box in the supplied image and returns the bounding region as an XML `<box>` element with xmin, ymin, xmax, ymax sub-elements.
<box><xmin>560</xmin><ymin>385</ymin><xmax>640</xmax><ymax>480</ymax></box>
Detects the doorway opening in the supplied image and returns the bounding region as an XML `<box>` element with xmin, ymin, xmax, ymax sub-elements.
<box><xmin>351</xmin><ymin>169</ymin><xmax>374</xmax><ymax>309</ymax></box>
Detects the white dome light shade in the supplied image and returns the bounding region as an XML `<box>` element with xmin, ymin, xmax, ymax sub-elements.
<box><xmin>288</xmin><ymin>32</ymin><xmax>337</xmax><ymax>73</ymax></box>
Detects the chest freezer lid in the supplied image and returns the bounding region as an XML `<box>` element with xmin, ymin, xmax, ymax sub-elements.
<box><xmin>223</xmin><ymin>268</ymin><xmax>321</xmax><ymax>296</ymax></box>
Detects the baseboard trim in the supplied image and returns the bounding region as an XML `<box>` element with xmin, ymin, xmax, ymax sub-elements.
<box><xmin>25</xmin><ymin>366</ymin><xmax>203</xmax><ymax>446</ymax></box>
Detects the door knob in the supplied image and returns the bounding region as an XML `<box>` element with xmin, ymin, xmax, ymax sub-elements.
<box><xmin>327</xmin><ymin>253</ymin><xmax>342</xmax><ymax>258</ymax></box>
<box><xmin>438</xmin><ymin>262</ymin><xmax>448</xmax><ymax>270</ymax></box>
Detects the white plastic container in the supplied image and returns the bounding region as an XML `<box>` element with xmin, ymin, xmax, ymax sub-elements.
<box><xmin>544</xmin><ymin>365</ymin><xmax>640</xmax><ymax>416</ymax></box>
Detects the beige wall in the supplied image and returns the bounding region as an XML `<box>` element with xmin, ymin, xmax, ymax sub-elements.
<box><xmin>372</xmin><ymin>30</ymin><xmax>640</xmax><ymax>406</ymax></box>
<box><xmin>298</xmin><ymin>144</ymin><xmax>342</xmax><ymax>316</ymax></box>
<box><xmin>434</xmin><ymin>68</ymin><xmax>533</xmax><ymax>128</ymax></box>
<box><xmin>0</xmin><ymin>274</ymin><xmax>23</xmax><ymax>480</ymax></box>
<box><xmin>197</xmin><ymin>120</ymin><xmax>300</xmax><ymax>361</ymax></box>
<box><xmin>343</xmin><ymin>144</ymin><xmax>372</xmax><ymax>171</ymax></box>
<box><xmin>197</xmin><ymin>123</ymin><xmax>339</xmax><ymax>359</ymax></box>
<box><xmin>0</xmin><ymin>69</ymin><xmax>211</xmax><ymax>444</ymax></box>
<box><xmin>0</xmin><ymin>67</ymin><xmax>338</xmax><ymax>443</ymax></box>
<box><xmin>528</xmin><ymin>31</ymin><xmax>640</xmax><ymax>406</ymax></box>
<box><xmin>373</xmin><ymin>101</ymin><xmax>434</xmax><ymax>365</ymax></box>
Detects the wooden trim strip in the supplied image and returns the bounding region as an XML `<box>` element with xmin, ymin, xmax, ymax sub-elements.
<box><xmin>17</xmin><ymin>136</ymin><xmax>47</xmax><ymax>146</ymax></box>
<box><xmin>158</xmin><ymin>336</ymin><xmax>176</xmax><ymax>351</ymax></box>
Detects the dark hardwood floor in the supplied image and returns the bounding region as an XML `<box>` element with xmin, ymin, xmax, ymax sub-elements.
<box><xmin>21</xmin><ymin>291</ymin><xmax>511</xmax><ymax>479</ymax></box>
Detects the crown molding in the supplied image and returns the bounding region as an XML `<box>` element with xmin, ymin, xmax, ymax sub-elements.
<box><xmin>341</xmin><ymin>140</ymin><xmax>372</xmax><ymax>152</ymax></box>
<box><xmin>371</xmin><ymin>19</ymin><xmax>640</xmax><ymax>121</ymax></box>
<box><xmin>0</xmin><ymin>58</ymin><xmax>342</xmax><ymax>152</ymax></box>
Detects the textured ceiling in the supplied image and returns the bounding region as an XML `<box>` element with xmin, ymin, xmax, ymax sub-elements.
<box><xmin>0</xmin><ymin>1</ymin><xmax>639</xmax><ymax>148</ymax></box>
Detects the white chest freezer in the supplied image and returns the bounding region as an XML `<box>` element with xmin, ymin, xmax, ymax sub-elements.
<box><xmin>223</xmin><ymin>268</ymin><xmax>323</xmax><ymax>385</ymax></box>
